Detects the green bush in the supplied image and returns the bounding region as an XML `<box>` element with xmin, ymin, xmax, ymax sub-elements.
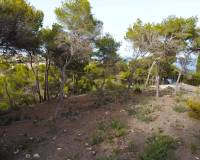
<box><xmin>187</xmin><ymin>98</ymin><xmax>200</xmax><ymax>119</ymax></box>
<box><xmin>90</xmin><ymin>131</ymin><xmax>104</xmax><ymax>145</ymax></box>
<box><xmin>183</xmin><ymin>73</ymin><xmax>200</xmax><ymax>86</ymax></box>
<box><xmin>141</xmin><ymin>135</ymin><xmax>178</xmax><ymax>160</ymax></box>
<box><xmin>172</xmin><ymin>104</ymin><xmax>188</xmax><ymax>113</ymax></box>
<box><xmin>125</xmin><ymin>104</ymin><xmax>160</xmax><ymax>122</ymax></box>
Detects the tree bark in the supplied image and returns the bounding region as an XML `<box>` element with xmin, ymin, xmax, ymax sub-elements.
<box><xmin>29</xmin><ymin>52</ymin><xmax>43</xmax><ymax>103</ymax></box>
<box><xmin>145</xmin><ymin>60</ymin><xmax>156</xmax><ymax>88</ymax></box>
<box><xmin>155</xmin><ymin>63</ymin><xmax>160</xmax><ymax>98</ymax></box>
<box><xmin>44</xmin><ymin>57</ymin><xmax>50</xmax><ymax>101</ymax></box>
<box><xmin>156</xmin><ymin>75</ymin><xmax>160</xmax><ymax>98</ymax></box>
<box><xmin>175</xmin><ymin>70</ymin><xmax>182</xmax><ymax>95</ymax></box>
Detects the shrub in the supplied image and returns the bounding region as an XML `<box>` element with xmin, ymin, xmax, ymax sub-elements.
<box><xmin>191</xmin><ymin>131</ymin><xmax>200</xmax><ymax>154</ymax></box>
<box><xmin>187</xmin><ymin>98</ymin><xmax>200</xmax><ymax>119</ymax></box>
<box><xmin>172</xmin><ymin>104</ymin><xmax>188</xmax><ymax>113</ymax></box>
<box><xmin>90</xmin><ymin>119</ymin><xmax>128</xmax><ymax>145</ymax></box>
<box><xmin>125</xmin><ymin>104</ymin><xmax>160</xmax><ymax>122</ymax></box>
<box><xmin>90</xmin><ymin>131</ymin><xmax>104</xmax><ymax>145</ymax></box>
<box><xmin>141</xmin><ymin>134</ymin><xmax>178</xmax><ymax>160</ymax></box>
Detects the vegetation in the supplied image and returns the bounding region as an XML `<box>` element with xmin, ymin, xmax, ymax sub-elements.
<box><xmin>2</xmin><ymin>0</ymin><xmax>200</xmax><ymax>160</ymax></box>
<box><xmin>125</xmin><ymin>104</ymin><xmax>160</xmax><ymax>122</ymax></box>
<box><xmin>187</xmin><ymin>98</ymin><xmax>200</xmax><ymax>119</ymax></box>
<box><xmin>141</xmin><ymin>134</ymin><xmax>178</xmax><ymax>160</ymax></box>
<box><xmin>172</xmin><ymin>103</ymin><xmax>188</xmax><ymax>113</ymax></box>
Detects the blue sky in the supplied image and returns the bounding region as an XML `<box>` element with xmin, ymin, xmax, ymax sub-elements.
<box><xmin>28</xmin><ymin>0</ymin><xmax>200</xmax><ymax>58</ymax></box>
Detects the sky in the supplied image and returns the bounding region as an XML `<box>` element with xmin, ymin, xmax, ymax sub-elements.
<box><xmin>28</xmin><ymin>0</ymin><xmax>200</xmax><ymax>58</ymax></box>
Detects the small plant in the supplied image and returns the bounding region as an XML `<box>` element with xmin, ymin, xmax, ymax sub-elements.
<box><xmin>172</xmin><ymin>104</ymin><xmax>188</xmax><ymax>113</ymax></box>
<box><xmin>90</xmin><ymin>131</ymin><xmax>104</xmax><ymax>145</ymax></box>
<box><xmin>125</xmin><ymin>104</ymin><xmax>160</xmax><ymax>122</ymax></box>
<box><xmin>90</xmin><ymin>119</ymin><xmax>128</xmax><ymax>145</ymax></box>
<box><xmin>141</xmin><ymin>134</ymin><xmax>178</xmax><ymax>160</ymax></box>
<box><xmin>191</xmin><ymin>131</ymin><xmax>200</xmax><ymax>154</ymax></box>
<box><xmin>111</xmin><ymin>119</ymin><xmax>127</xmax><ymax>137</ymax></box>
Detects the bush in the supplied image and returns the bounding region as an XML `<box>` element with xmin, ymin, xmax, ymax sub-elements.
<box><xmin>125</xmin><ymin>104</ymin><xmax>160</xmax><ymax>122</ymax></box>
<box><xmin>183</xmin><ymin>73</ymin><xmax>200</xmax><ymax>86</ymax></box>
<box><xmin>90</xmin><ymin>119</ymin><xmax>128</xmax><ymax>145</ymax></box>
<box><xmin>172</xmin><ymin>104</ymin><xmax>188</xmax><ymax>113</ymax></box>
<box><xmin>90</xmin><ymin>131</ymin><xmax>104</xmax><ymax>145</ymax></box>
<box><xmin>187</xmin><ymin>98</ymin><xmax>200</xmax><ymax>119</ymax></box>
<box><xmin>141</xmin><ymin>135</ymin><xmax>178</xmax><ymax>160</ymax></box>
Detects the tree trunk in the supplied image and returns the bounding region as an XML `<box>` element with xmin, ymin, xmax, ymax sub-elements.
<box><xmin>156</xmin><ymin>75</ymin><xmax>160</xmax><ymax>98</ymax></box>
<box><xmin>29</xmin><ymin>52</ymin><xmax>43</xmax><ymax>103</ymax></box>
<box><xmin>35</xmin><ymin>69</ymin><xmax>42</xmax><ymax>103</ymax></box>
<box><xmin>54</xmin><ymin>66</ymin><xmax>67</xmax><ymax>120</ymax></box>
<box><xmin>145</xmin><ymin>60</ymin><xmax>156</xmax><ymax>88</ymax></box>
<box><xmin>175</xmin><ymin>70</ymin><xmax>182</xmax><ymax>95</ymax></box>
<box><xmin>44</xmin><ymin>58</ymin><xmax>50</xmax><ymax>101</ymax></box>
<box><xmin>155</xmin><ymin>63</ymin><xmax>160</xmax><ymax>98</ymax></box>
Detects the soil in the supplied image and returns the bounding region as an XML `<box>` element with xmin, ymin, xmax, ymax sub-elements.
<box><xmin>1</xmin><ymin>91</ymin><xmax>200</xmax><ymax>160</ymax></box>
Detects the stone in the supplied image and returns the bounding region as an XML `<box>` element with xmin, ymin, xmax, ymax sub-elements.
<box><xmin>57</xmin><ymin>148</ymin><xmax>62</xmax><ymax>151</ymax></box>
<box><xmin>33</xmin><ymin>153</ymin><xmax>40</xmax><ymax>159</ymax></box>
<box><xmin>84</xmin><ymin>143</ymin><xmax>89</xmax><ymax>146</ymax></box>
<box><xmin>13</xmin><ymin>149</ymin><xmax>19</xmax><ymax>155</ymax></box>
<box><xmin>25</xmin><ymin>154</ymin><xmax>31</xmax><ymax>159</ymax></box>
<box><xmin>92</xmin><ymin>151</ymin><xmax>96</xmax><ymax>155</ymax></box>
<box><xmin>86</xmin><ymin>147</ymin><xmax>92</xmax><ymax>151</ymax></box>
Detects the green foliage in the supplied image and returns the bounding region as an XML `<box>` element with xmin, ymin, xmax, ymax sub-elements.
<box><xmin>172</xmin><ymin>104</ymin><xmax>188</xmax><ymax>113</ymax></box>
<box><xmin>141</xmin><ymin>134</ymin><xmax>178</xmax><ymax>160</ymax></box>
<box><xmin>0</xmin><ymin>0</ymin><xmax>44</xmax><ymax>52</ymax></box>
<box><xmin>125</xmin><ymin>104</ymin><xmax>160</xmax><ymax>122</ymax></box>
<box><xmin>191</xmin><ymin>131</ymin><xmax>200</xmax><ymax>154</ymax></box>
<box><xmin>196</xmin><ymin>55</ymin><xmax>200</xmax><ymax>73</ymax></box>
<box><xmin>187</xmin><ymin>98</ymin><xmax>200</xmax><ymax>119</ymax></box>
<box><xmin>90</xmin><ymin>131</ymin><xmax>104</xmax><ymax>145</ymax></box>
<box><xmin>93</xmin><ymin>34</ymin><xmax>120</xmax><ymax>65</ymax></box>
<box><xmin>90</xmin><ymin>119</ymin><xmax>127</xmax><ymax>145</ymax></box>
<box><xmin>183</xmin><ymin>72</ymin><xmax>200</xmax><ymax>86</ymax></box>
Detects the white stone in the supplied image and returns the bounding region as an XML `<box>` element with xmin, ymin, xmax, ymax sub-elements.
<box><xmin>25</xmin><ymin>154</ymin><xmax>31</xmax><ymax>159</ymax></box>
<box><xmin>33</xmin><ymin>153</ymin><xmax>40</xmax><ymax>159</ymax></box>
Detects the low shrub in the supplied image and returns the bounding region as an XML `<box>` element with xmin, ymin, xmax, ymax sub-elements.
<box><xmin>141</xmin><ymin>134</ymin><xmax>178</xmax><ymax>160</ymax></box>
<box><xmin>186</xmin><ymin>98</ymin><xmax>200</xmax><ymax>119</ymax></box>
<box><xmin>90</xmin><ymin>131</ymin><xmax>104</xmax><ymax>145</ymax></box>
<box><xmin>172</xmin><ymin>104</ymin><xmax>188</xmax><ymax>113</ymax></box>
<box><xmin>90</xmin><ymin>119</ymin><xmax>128</xmax><ymax>145</ymax></box>
<box><xmin>125</xmin><ymin>104</ymin><xmax>160</xmax><ymax>122</ymax></box>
